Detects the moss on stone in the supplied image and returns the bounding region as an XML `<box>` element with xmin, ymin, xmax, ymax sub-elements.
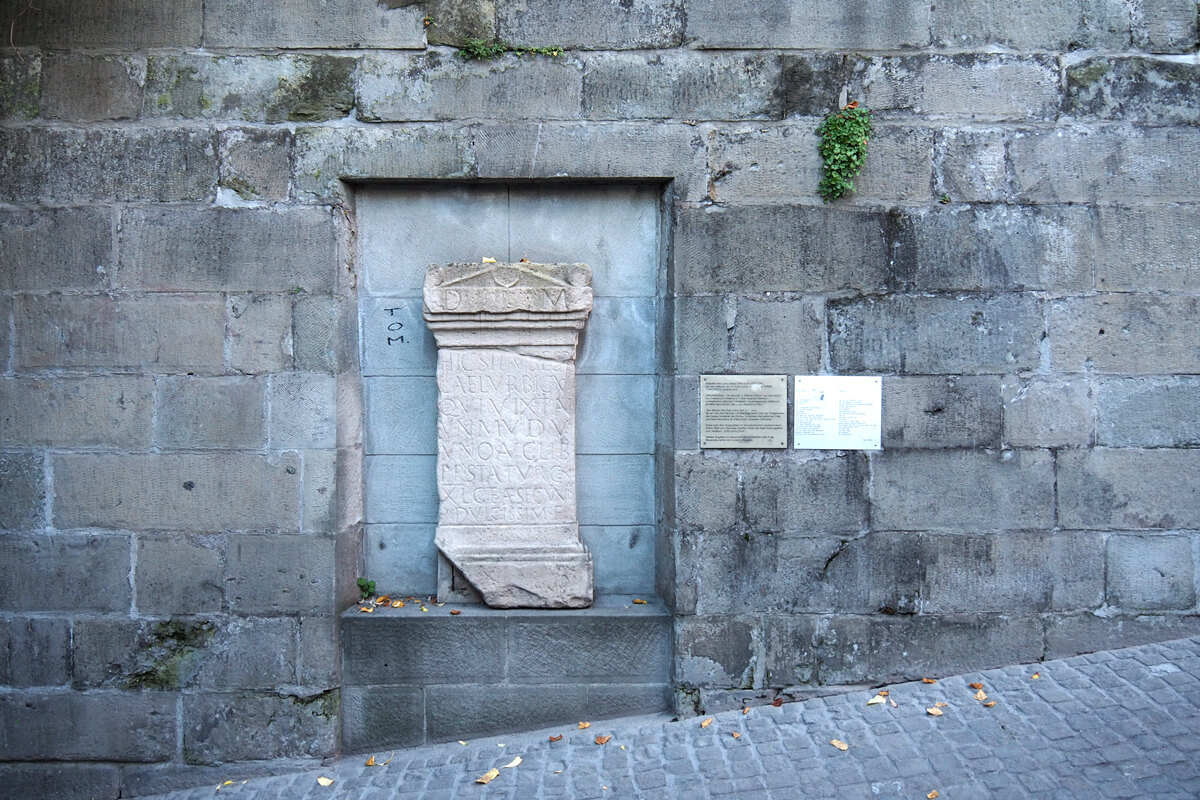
<box><xmin>123</xmin><ymin>618</ymin><xmax>216</xmax><ymax>690</ymax></box>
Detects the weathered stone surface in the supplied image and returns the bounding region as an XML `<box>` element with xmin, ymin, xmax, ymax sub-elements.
<box><xmin>676</xmin><ymin>616</ymin><xmax>757</xmax><ymax>688</ymax></box>
<box><xmin>731</xmin><ymin>296</ymin><xmax>823</xmax><ymax>374</ymax></box>
<box><xmin>227</xmin><ymin>294</ymin><xmax>293</xmax><ymax>374</ymax></box>
<box><xmin>508</xmin><ymin>615</ymin><xmax>671</xmax><ymax>680</ymax></box>
<box><xmin>674</xmin><ymin>205</ymin><xmax>891</xmax><ymax>295</ymax></box>
<box><xmin>0</xmin><ymin>127</ymin><xmax>215</xmax><ymax>203</ymax></box>
<box><xmin>497</xmin><ymin>0</ymin><xmax>685</xmax><ymax>48</ymax></box>
<box><xmin>218</xmin><ymin>127</ymin><xmax>292</xmax><ymax>202</ymax></box>
<box><xmin>364</xmin><ymin>524</ymin><xmax>439</xmax><ymax>596</ymax></box>
<box><xmin>1067</xmin><ymin>56</ymin><xmax>1200</xmax><ymax>126</ymax></box>
<box><xmin>364</xmin><ymin>455</ymin><xmax>438</xmax><ymax>523</ymax></box>
<box><xmin>1138</xmin><ymin>0</ymin><xmax>1200</xmax><ymax>51</ymax></box>
<box><xmin>269</xmin><ymin>372</ymin><xmax>337</xmax><ymax>449</ymax></box>
<box><xmin>1045</xmin><ymin>613</ymin><xmax>1200</xmax><ymax>658</ymax></box>
<box><xmin>577</xmin><ymin>455</ymin><xmax>655</xmax><ymax>526</ymax></box>
<box><xmin>298</xmin><ymin>616</ymin><xmax>339</xmax><ymax>689</ymax></box>
<box><xmin>343</xmin><ymin>615</ymin><xmax>506</xmax><ymax>684</ymax></box>
<box><xmin>830</xmin><ymin>294</ymin><xmax>1043</xmax><ymax>375</ymax></box>
<box><xmin>583</xmin><ymin>52</ymin><xmax>781</xmax><ymax>120</ymax></box>
<box><xmin>581</xmin><ymin>525</ymin><xmax>656</xmax><ymax>595</ymax></box>
<box><xmin>0</xmin><ymin>616</ymin><xmax>70</xmax><ymax>687</ymax></box>
<box><xmin>154</xmin><ymin>377</ymin><xmax>265</xmax><ymax>450</ymax></box>
<box><xmin>743</xmin><ymin>454</ymin><xmax>867</xmax><ymax>533</ymax></box>
<box><xmin>425</xmin><ymin>684</ymin><xmax>587</xmax><ymax>742</ymax></box>
<box><xmin>1107</xmin><ymin>534</ymin><xmax>1196</xmax><ymax>611</ymax></box>
<box><xmin>780</xmin><ymin>53</ymin><xmax>855</xmax><ymax>117</ymax></box>
<box><xmin>674</xmin><ymin>454</ymin><xmax>737</xmax><ymax>532</ymax></box>
<box><xmin>0</xmin><ymin>692</ymin><xmax>175</xmax><ymax>761</ymax></box>
<box><xmin>41</xmin><ymin>54</ymin><xmax>142</xmax><ymax>121</ymax></box>
<box><xmin>359</xmin><ymin>51</ymin><xmax>582</xmax><ymax>121</ymax></box>
<box><xmin>1002</xmin><ymin>377</ymin><xmax>1093</xmax><ymax>447</ymax></box>
<box><xmin>873</xmin><ymin>449</ymin><xmax>1056</xmax><ymax>530</ymax></box>
<box><xmin>0</xmin><ymin>378</ymin><xmax>152</xmax><ymax>449</ymax></box>
<box><xmin>364</xmin><ymin>377</ymin><xmax>437</xmax><ymax>455</ymax></box>
<box><xmin>688</xmin><ymin>0</ymin><xmax>930</xmax><ymax>49</ymax></box>
<box><xmin>883</xmin><ymin>376</ymin><xmax>1002</xmax><ymax>449</ymax></box>
<box><xmin>0</xmin><ymin>534</ymin><xmax>129</xmax><ymax>611</ymax></box>
<box><xmin>5</xmin><ymin>0</ymin><xmax>202</xmax><ymax>47</ymax></box>
<box><xmin>300</xmin><ymin>449</ymin><xmax>338</xmax><ymax>534</ymax></box>
<box><xmin>1097</xmin><ymin>205</ymin><xmax>1200</xmax><ymax>293</ymax></box>
<box><xmin>342</xmin><ymin>686</ymin><xmax>425</xmax><ymax>751</ymax></box>
<box><xmin>0</xmin><ymin>763</ymin><xmax>120</xmax><ymax>800</ymax></box>
<box><xmin>53</xmin><ymin>453</ymin><xmax>300</xmax><ymax>531</ymax></box>
<box><xmin>190</xmin><ymin>617</ymin><xmax>299</xmax><ymax>690</ymax></box>
<box><xmin>203</xmin><ymin>0</ymin><xmax>425</xmax><ymax>48</ymax></box>
<box><xmin>182</xmin><ymin>691</ymin><xmax>338</xmax><ymax>765</ymax></box>
<box><xmin>118</xmin><ymin>207</ymin><xmax>336</xmax><ymax>292</ymax></box>
<box><xmin>933</xmin><ymin>127</ymin><xmax>1009</xmax><ymax>203</ymax></box>
<box><xmin>1059</xmin><ymin>449</ymin><xmax>1200</xmax><ymax>529</ymax></box>
<box><xmin>423</xmin><ymin>0</ymin><xmax>496</xmax><ymax>46</ymax></box>
<box><xmin>922</xmin><ymin>531</ymin><xmax>1105</xmax><ymax>613</ymax></box>
<box><xmin>1048</xmin><ymin>296</ymin><xmax>1200</xmax><ymax>374</ymax></box>
<box><xmin>1097</xmin><ymin>378</ymin><xmax>1200</xmax><ymax>447</ymax></box>
<box><xmin>674</xmin><ymin>296</ymin><xmax>728</xmax><ymax>373</ymax></box>
<box><xmin>134</xmin><ymin>535</ymin><xmax>224</xmax><ymax>615</ymax></box>
<box><xmin>932</xmin><ymin>0</ymin><xmax>1131</xmax><ymax>49</ymax></box>
<box><xmin>576</xmin><ymin>374</ymin><xmax>655</xmax><ymax>455</ymax></box>
<box><xmin>578</xmin><ymin>298</ymin><xmax>657</xmax><ymax>375</ymax></box>
<box><xmin>145</xmin><ymin>55</ymin><xmax>354</xmax><ymax>122</ymax></box>
<box><xmin>226</xmin><ymin>534</ymin><xmax>334</xmax><ymax>614</ymax></box>
<box><xmin>1012</xmin><ymin>127</ymin><xmax>1200</xmax><ymax>203</ymax></box>
<box><xmin>0</xmin><ymin>207</ymin><xmax>111</xmax><ymax>291</ymax></box>
<box><xmin>0</xmin><ymin>453</ymin><xmax>44</xmax><ymax>530</ymax></box>
<box><xmin>0</xmin><ymin>54</ymin><xmax>41</xmax><ymax>120</ymax></box>
<box><xmin>294</xmin><ymin>294</ymin><xmax>351</xmax><ymax>373</ymax></box>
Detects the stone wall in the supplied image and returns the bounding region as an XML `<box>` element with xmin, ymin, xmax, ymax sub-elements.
<box><xmin>1</xmin><ymin>0</ymin><xmax>1198</xmax><ymax>795</ymax></box>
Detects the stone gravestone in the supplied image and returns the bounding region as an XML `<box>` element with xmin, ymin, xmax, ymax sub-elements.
<box><xmin>423</xmin><ymin>262</ymin><xmax>594</xmax><ymax>608</ymax></box>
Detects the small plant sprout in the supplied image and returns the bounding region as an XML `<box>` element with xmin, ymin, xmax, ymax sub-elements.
<box><xmin>816</xmin><ymin>101</ymin><xmax>873</xmax><ymax>202</ymax></box>
<box><xmin>357</xmin><ymin>577</ymin><xmax>376</xmax><ymax>600</ymax></box>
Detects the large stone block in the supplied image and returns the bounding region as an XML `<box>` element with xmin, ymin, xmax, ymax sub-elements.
<box><xmin>0</xmin><ymin>207</ymin><xmax>110</xmax><ymax>291</ymax></box>
<box><xmin>1097</xmin><ymin>378</ymin><xmax>1200</xmax><ymax>447</ymax></box>
<box><xmin>425</xmin><ymin>684</ymin><xmax>588</xmax><ymax>742</ymax></box>
<box><xmin>341</xmin><ymin>686</ymin><xmax>425</xmax><ymax>752</ymax></box>
<box><xmin>932</xmin><ymin>0</ymin><xmax>1130</xmax><ymax>49</ymax></box>
<box><xmin>1045</xmin><ymin>613</ymin><xmax>1200</xmax><ymax>659</ymax></box>
<box><xmin>676</xmin><ymin>616</ymin><xmax>758</xmax><ymax>688</ymax></box>
<box><xmin>294</xmin><ymin>294</ymin><xmax>352</xmax><ymax>373</ymax></box>
<box><xmin>830</xmin><ymin>294</ymin><xmax>1043</xmax><ymax>375</ymax></box>
<box><xmin>0</xmin><ymin>692</ymin><xmax>174</xmax><ymax>761</ymax></box>
<box><xmin>1067</xmin><ymin>56</ymin><xmax>1200</xmax><ymax>126</ymax></box>
<box><xmin>423</xmin><ymin>0</ymin><xmax>496</xmax><ymax>46</ymax></box>
<box><xmin>1107</xmin><ymin>534</ymin><xmax>1196</xmax><ymax>611</ymax></box>
<box><xmin>508</xmin><ymin>615</ymin><xmax>671</xmax><ymax>681</ymax></box>
<box><xmin>933</xmin><ymin>127</ymin><xmax>1008</xmax><ymax>203</ymax></box>
<box><xmin>578</xmin><ymin>454</ymin><xmax>655</xmax><ymax>526</ymax></box>
<box><xmin>1097</xmin><ymin>205</ymin><xmax>1200</xmax><ymax>294</ymax></box>
<box><xmin>182</xmin><ymin>691</ymin><xmax>337</xmax><ymax>765</ymax></box>
<box><xmin>1002</xmin><ymin>377</ymin><xmax>1093</xmax><ymax>447</ymax></box>
<box><xmin>363</xmin><ymin>454</ymin><xmax>438</xmax><ymax>523</ymax></box>
<box><xmin>583</xmin><ymin>51</ymin><xmax>781</xmax><ymax>120</ymax></box>
<box><xmin>674</xmin><ymin>296</ymin><xmax>728</xmax><ymax>373</ymax></box>
<box><xmin>581</xmin><ymin>525</ymin><xmax>656</xmax><ymax>595</ymax></box>
<box><xmin>154</xmin><ymin>376</ymin><xmax>265</xmax><ymax>450</ymax></box>
<box><xmin>364</xmin><ymin>377</ymin><xmax>439</xmax><ymax>455</ymax></box>
<box><xmin>342</xmin><ymin>614</ymin><xmax>506</xmax><ymax>684</ymax></box>
<box><xmin>134</xmin><ymin>535</ymin><xmax>224</xmax><ymax>615</ymax></box>
<box><xmin>53</xmin><ymin>453</ymin><xmax>300</xmax><ymax>531</ymax></box>
<box><xmin>497</xmin><ymin>0</ymin><xmax>684</xmax><ymax>48</ymax></box>
<box><xmin>922</xmin><ymin>531</ymin><xmax>1105</xmax><ymax>613</ymax></box>
<box><xmin>226</xmin><ymin>534</ymin><xmax>335</xmax><ymax>614</ymax></box>
<box><xmin>359</xmin><ymin>51</ymin><xmax>581</xmax><ymax>122</ymax></box>
<box><xmin>688</xmin><ymin>0</ymin><xmax>930</xmax><ymax>49</ymax></box>
<box><xmin>293</xmin><ymin>125</ymin><xmax>473</xmax><ymax>203</ymax></box>
<box><xmin>883</xmin><ymin>376</ymin><xmax>1002</xmax><ymax>449</ymax></box>
<box><xmin>577</xmin><ymin>374</ymin><xmax>656</xmax><ymax>455</ymax></box>
<box><xmin>673</xmin><ymin>205</ymin><xmax>892</xmax><ymax>295</ymax></box>
<box><xmin>897</xmin><ymin>205</ymin><xmax>1094</xmax><ymax>293</ymax></box>
<box><xmin>0</xmin><ymin>54</ymin><xmax>41</xmax><ymax>120</ymax></box>
<box><xmin>0</xmin><ymin>616</ymin><xmax>70</xmax><ymax>687</ymax></box>
<box><xmin>300</xmin><ymin>449</ymin><xmax>337</xmax><ymax>534</ymax></box>
<box><xmin>364</xmin><ymin>524</ymin><xmax>438</xmax><ymax>596</ymax></box>
<box><xmin>0</xmin><ymin>127</ymin><xmax>215</xmax><ymax>203</ymax></box>
<box><xmin>269</xmin><ymin>372</ymin><xmax>337</xmax><ymax>449</ymax></box>
<box><xmin>203</xmin><ymin>0</ymin><xmax>425</xmax><ymax>48</ymax></box>
<box><xmin>218</xmin><ymin>127</ymin><xmax>292</xmax><ymax>202</ymax></box>
<box><xmin>0</xmin><ymin>377</ymin><xmax>153</xmax><ymax>449</ymax></box>
<box><xmin>1138</xmin><ymin>0</ymin><xmax>1200</xmax><ymax>51</ymax></box>
<box><xmin>189</xmin><ymin>617</ymin><xmax>299</xmax><ymax>690</ymax></box>
<box><xmin>1048</xmin><ymin>295</ymin><xmax>1200</xmax><ymax>374</ymax></box>
<box><xmin>227</xmin><ymin>293</ymin><xmax>293</xmax><ymax>374</ymax></box>
<box><xmin>5</xmin><ymin>0</ymin><xmax>202</xmax><ymax>47</ymax></box>
<box><xmin>40</xmin><ymin>54</ymin><xmax>142</xmax><ymax>121</ymax></box>
<box><xmin>872</xmin><ymin>449</ymin><xmax>1055</xmax><ymax>530</ymax></box>
<box><xmin>0</xmin><ymin>453</ymin><xmax>44</xmax><ymax>530</ymax></box>
<box><xmin>0</xmin><ymin>534</ymin><xmax>129</xmax><ymax>611</ymax></box>
<box><xmin>1012</xmin><ymin>127</ymin><xmax>1200</xmax><ymax>203</ymax></box>
<box><xmin>145</xmin><ymin>54</ymin><xmax>354</xmax><ymax>122</ymax></box>
<box><xmin>298</xmin><ymin>616</ymin><xmax>338</xmax><ymax>689</ymax></box>
<box><xmin>674</xmin><ymin>453</ymin><xmax>738</xmax><ymax>532</ymax></box>
<box><xmin>15</xmin><ymin>294</ymin><xmax>224</xmax><ymax>371</ymax></box>
<box><xmin>0</xmin><ymin>764</ymin><xmax>120</xmax><ymax>800</ymax></box>
<box><xmin>118</xmin><ymin>207</ymin><xmax>336</xmax><ymax>292</ymax></box>
<box><xmin>743</xmin><ymin>454</ymin><xmax>867</xmax><ymax>533</ymax></box>
<box><xmin>578</xmin><ymin>298</ymin><xmax>658</xmax><ymax>375</ymax></box>
<box><xmin>731</xmin><ymin>296</ymin><xmax>823</xmax><ymax>374</ymax></box>
<box><xmin>1059</xmin><ymin>448</ymin><xmax>1200</xmax><ymax>529</ymax></box>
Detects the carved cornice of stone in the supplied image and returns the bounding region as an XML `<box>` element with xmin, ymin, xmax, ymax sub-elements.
<box><xmin>423</xmin><ymin>261</ymin><xmax>593</xmax><ymax>316</ymax></box>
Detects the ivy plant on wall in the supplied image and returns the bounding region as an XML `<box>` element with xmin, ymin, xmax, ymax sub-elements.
<box><xmin>816</xmin><ymin>101</ymin><xmax>873</xmax><ymax>202</ymax></box>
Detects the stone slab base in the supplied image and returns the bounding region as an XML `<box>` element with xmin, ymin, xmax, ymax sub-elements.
<box><xmin>340</xmin><ymin>596</ymin><xmax>671</xmax><ymax>750</ymax></box>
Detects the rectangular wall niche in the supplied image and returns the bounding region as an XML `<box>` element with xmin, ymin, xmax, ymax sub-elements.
<box><xmin>358</xmin><ymin>183</ymin><xmax>662</xmax><ymax>600</ymax></box>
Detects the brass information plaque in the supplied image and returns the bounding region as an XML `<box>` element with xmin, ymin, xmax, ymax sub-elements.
<box><xmin>700</xmin><ymin>374</ymin><xmax>788</xmax><ymax>449</ymax></box>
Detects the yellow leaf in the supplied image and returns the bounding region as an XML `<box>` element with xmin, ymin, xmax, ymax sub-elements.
<box><xmin>549</xmin><ymin>734</ymin><xmax>563</xmax><ymax>742</ymax></box>
<box><xmin>922</xmin><ymin>678</ymin><xmax>937</xmax><ymax>684</ymax></box>
<box><xmin>364</xmin><ymin>755</ymin><xmax>376</xmax><ymax>766</ymax></box>
<box><xmin>482</xmin><ymin>257</ymin><xmax>497</xmax><ymax>263</ymax></box>
<box><xmin>731</xmin><ymin>732</ymin><xmax>741</xmax><ymax>739</ymax></box>
<box><xmin>375</xmin><ymin>595</ymin><xmax>391</xmax><ymax>605</ymax></box>
<box><xmin>222</xmin><ymin>781</ymin><xmax>235</xmax><ymax>787</ymax></box>
<box><xmin>935</xmin><ymin>701</ymin><xmax>949</xmax><ymax>708</ymax></box>
<box><xmin>357</xmin><ymin>606</ymin><xmax>373</xmax><ymax>613</ymax></box>
<box><xmin>458</xmin><ymin>740</ymin><xmax>468</xmax><ymax>745</ymax></box>
<box><xmin>742</xmin><ymin>707</ymin><xmax>750</xmax><ymax>715</ymax></box>
<box><xmin>391</xmin><ymin>600</ymin><xmax>405</xmax><ymax>608</ymax></box>
<box><xmin>420</xmin><ymin>605</ymin><xmax>428</xmax><ymax>612</ymax></box>
<box><xmin>926</xmin><ymin>707</ymin><xmax>944</xmax><ymax>717</ymax></box>
<box><xmin>633</xmin><ymin>598</ymin><xmax>647</xmax><ymax>604</ymax></box>
<box><xmin>502</xmin><ymin>756</ymin><xmax>522</xmax><ymax>769</ymax></box>
<box><xmin>700</xmin><ymin>717</ymin><xmax>714</xmax><ymax>728</ymax></box>
<box><xmin>866</xmin><ymin>695</ymin><xmax>886</xmax><ymax>706</ymax></box>
<box><xmin>578</xmin><ymin>721</ymin><xmax>591</xmax><ymax>729</ymax></box>
<box><xmin>475</xmin><ymin>768</ymin><xmax>500</xmax><ymax>785</ymax></box>
<box><xmin>316</xmin><ymin>777</ymin><xmax>335</xmax><ymax>787</ymax></box>
<box><xmin>1031</xmin><ymin>672</ymin><xmax>1040</xmax><ymax>679</ymax></box>
<box><xmin>928</xmin><ymin>791</ymin><xmax>940</xmax><ymax>799</ymax></box>
<box><xmin>968</xmin><ymin>682</ymin><xmax>984</xmax><ymax>690</ymax></box>
<box><xmin>983</xmin><ymin>701</ymin><xmax>997</xmax><ymax>708</ymax></box>
<box><xmin>595</xmin><ymin>735</ymin><xmax>611</xmax><ymax>745</ymax></box>
<box><xmin>974</xmin><ymin>690</ymin><xmax>988</xmax><ymax>702</ymax></box>
<box><xmin>382</xmin><ymin>752</ymin><xmax>394</xmax><ymax>765</ymax></box>
<box><xmin>830</xmin><ymin>739</ymin><xmax>849</xmax><ymax>751</ymax></box>
<box><xmin>877</xmin><ymin>690</ymin><xmax>890</xmax><ymax>697</ymax></box>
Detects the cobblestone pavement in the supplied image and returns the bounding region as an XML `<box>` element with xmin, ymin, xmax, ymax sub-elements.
<box><xmin>147</xmin><ymin>636</ymin><xmax>1200</xmax><ymax>800</ymax></box>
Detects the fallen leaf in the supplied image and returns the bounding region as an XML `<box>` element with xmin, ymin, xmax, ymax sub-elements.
<box><xmin>549</xmin><ymin>734</ymin><xmax>562</xmax><ymax>742</ymax></box>
<box><xmin>700</xmin><ymin>717</ymin><xmax>714</xmax><ymax>729</ymax></box>
<box><xmin>375</xmin><ymin>595</ymin><xmax>391</xmax><ymax>605</ymax></box>
<box><xmin>889</xmin><ymin>698</ymin><xmax>898</xmax><ymax>708</ymax></box>
<box><xmin>381</xmin><ymin>753</ymin><xmax>394</xmax><ymax>765</ymax></box>
<box><xmin>578</xmin><ymin>721</ymin><xmax>591</xmax><ymax>730</ymax></box>
<box><xmin>974</xmin><ymin>690</ymin><xmax>988</xmax><ymax>702</ymax></box>
<box><xmin>620</xmin><ymin>745</ymin><xmax>626</xmax><ymax>750</ymax></box>
<box><xmin>458</xmin><ymin>740</ymin><xmax>468</xmax><ymax>746</ymax></box>
<box><xmin>968</xmin><ymin>682</ymin><xmax>984</xmax><ymax>690</ymax></box>
<box><xmin>450</xmin><ymin>609</ymin><xmax>462</xmax><ymax>616</ymax></box>
<box><xmin>436</xmin><ymin>602</ymin><xmax>445</xmax><ymax>607</ymax></box>
<box><xmin>926</xmin><ymin>707</ymin><xmax>944</xmax><ymax>717</ymax></box>
<box><xmin>420</xmin><ymin>605</ymin><xmax>428</xmax><ymax>612</ymax></box>
<box><xmin>922</xmin><ymin>678</ymin><xmax>937</xmax><ymax>684</ymax></box>
<box><xmin>935</xmin><ymin>701</ymin><xmax>948</xmax><ymax>708</ymax></box>
<box><xmin>866</xmin><ymin>695</ymin><xmax>887</xmax><ymax>706</ymax></box>
<box><xmin>1031</xmin><ymin>672</ymin><xmax>1040</xmax><ymax>679</ymax></box>
<box><xmin>742</xmin><ymin>707</ymin><xmax>750</xmax><ymax>715</ymax></box>
<box><xmin>830</xmin><ymin>739</ymin><xmax>849</xmax><ymax>751</ymax></box>
<box><xmin>482</xmin><ymin>257</ymin><xmax>497</xmax><ymax>263</ymax></box>
<box><xmin>595</xmin><ymin>735</ymin><xmax>611</xmax><ymax>745</ymax></box>
<box><xmin>632</xmin><ymin>598</ymin><xmax>647</xmax><ymax>605</ymax></box>
<box><xmin>877</xmin><ymin>690</ymin><xmax>890</xmax><ymax>697</ymax></box>
<box><xmin>364</xmin><ymin>755</ymin><xmax>376</xmax><ymax>766</ymax></box>
<box><xmin>731</xmin><ymin>732</ymin><xmax>741</xmax><ymax>739</ymax></box>
<box><xmin>772</xmin><ymin>698</ymin><xmax>784</xmax><ymax>707</ymax></box>
<box><xmin>220</xmin><ymin>781</ymin><xmax>234</xmax><ymax>788</ymax></box>
<box><xmin>519</xmin><ymin>258</ymin><xmax>530</xmax><ymax>262</ymax></box>
<box><xmin>316</xmin><ymin>777</ymin><xmax>335</xmax><ymax>787</ymax></box>
<box><xmin>983</xmin><ymin>701</ymin><xmax>997</xmax><ymax>708</ymax></box>
<box><xmin>502</xmin><ymin>756</ymin><xmax>522</xmax><ymax>769</ymax></box>
<box><xmin>357</xmin><ymin>606</ymin><xmax>373</xmax><ymax>613</ymax></box>
<box><xmin>475</xmin><ymin>768</ymin><xmax>500</xmax><ymax>785</ymax></box>
<box><xmin>928</xmin><ymin>791</ymin><xmax>940</xmax><ymax>799</ymax></box>
<box><xmin>391</xmin><ymin>600</ymin><xmax>405</xmax><ymax>608</ymax></box>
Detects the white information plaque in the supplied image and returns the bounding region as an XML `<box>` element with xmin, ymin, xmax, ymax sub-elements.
<box><xmin>700</xmin><ymin>374</ymin><xmax>788</xmax><ymax>449</ymax></box>
<box><xmin>793</xmin><ymin>376</ymin><xmax>882</xmax><ymax>450</ymax></box>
